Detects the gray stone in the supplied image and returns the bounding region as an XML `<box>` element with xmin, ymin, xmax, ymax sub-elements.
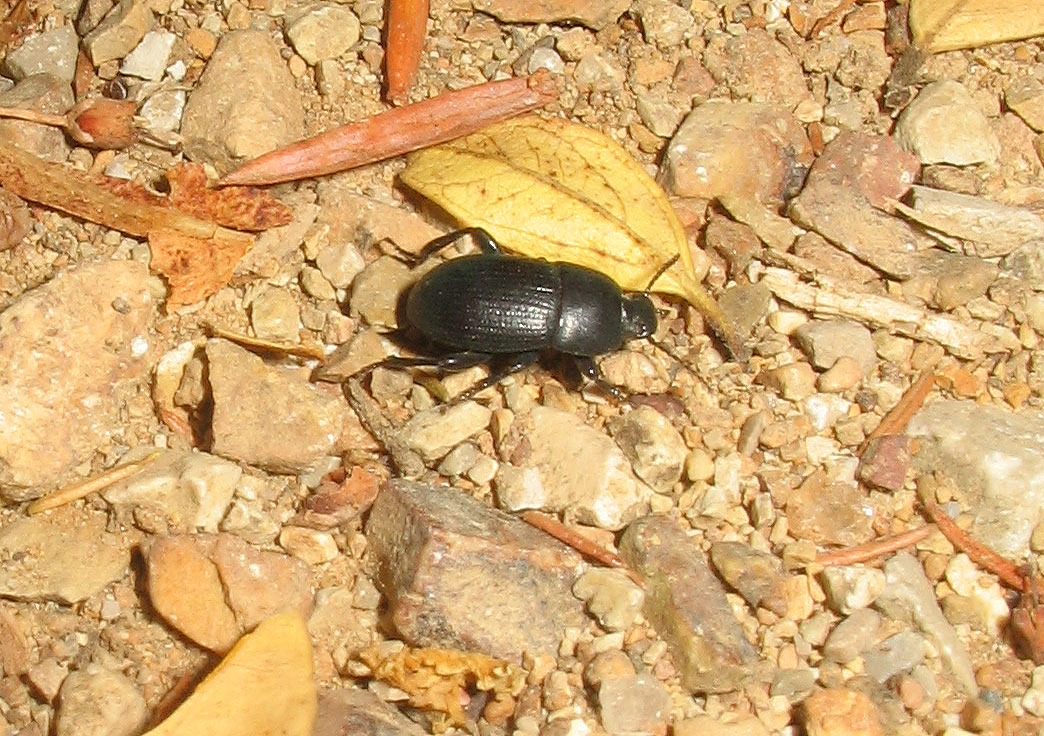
<box><xmin>607</xmin><ymin>406</ymin><xmax>687</xmax><ymax>493</ymax></box>
<box><xmin>620</xmin><ymin>515</ymin><xmax>763</xmax><ymax>693</ymax></box>
<box><xmin>900</xmin><ymin>185</ymin><xmax>1044</xmax><ymax>258</ymax></box>
<box><xmin>709</xmin><ymin>542</ymin><xmax>788</xmax><ymax>616</ymax></box>
<box><xmin>598</xmin><ymin>673</ymin><xmax>672</xmax><ymax>736</ymax></box>
<box><xmin>770</xmin><ymin>668</ymin><xmax>816</xmax><ymax>701</ymax></box>
<box><xmin>397</xmin><ymin>402</ymin><xmax>492</xmax><ymax>462</ymax></box>
<box><xmin>895</xmin><ymin>80</ymin><xmax>1001</xmax><ymax>165</ymax></box>
<box><xmin>119</xmin><ymin>29</ymin><xmax>175</xmax><ymax>80</ymax></box>
<box><xmin>250</xmin><ymin>287</ymin><xmax>301</xmax><ymax>343</ymax></box>
<box><xmin>873</xmin><ymin>553</ymin><xmax>977</xmax><ymax>696</ymax></box>
<box><xmin>822</xmin><ymin>608</ymin><xmax>881</xmax><ymax>663</ymax></box>
<box><xmin>908</xmin><ymin>400</ymin><xmax>1044</xmax><ymax>557</ymax></box>
<box><xmin>863</xmin><ymin>630</ymin><xmax>926</xmax><ymax>683</ymax></box>
<box><xmin>635</xmin><ymin>0</ymin><xmax>693</xmax><ymax>48</ymax></box>
<box><xmin>286</xmin><ymin>4</ymin><xmax>360</xmax><ymax>65</ymax></box>
<box><xmin>82</xmin><ymin>0</ymin><xmax>154</xmax><ymax>65</ymax></box>
<box><xmin>2</xmin><ymin>25</ymin><xmax>78</xmax><ymax>82</ymax></box>
<box><xmin>794</xmin><ymin>320</ymin><xmax>877</xmax><ymax>376</ymax></box>
<box><xmin>660</xmin><ymin>100</ymin><xmax>812</xmax><ymax>208</ymax></box>
<box><xmin>820</xmin><ymin>565</ymin><xmax>886</xmax><ymax>614</ymax></box>
<box><xmin>101</xmin><ymin>449</ymin><xmax>241</xmax><ymax>533</ymax></box>
<box><xmin>206</xmin><ymin>339</ymin><xmax>351</xmax><ymax>473</ymax></box>
<box><xmin>313</xmin><ymin>688</ymin><xmax>428</xmax><ymax>736</ymax></box>
<box><xmin>366</xmin><ymin>479</ymin><xmax>585</xmax><ymax>660</ymax></box>
<box><xmin>349</xmin><ymin>256</ymin><xmax>414</xmax><ymax>329</ymax></box>
<box><xmin>495</xmin><ymin>405</ymin><xmax>653</xmax><ymax>530</ymax></box>
<box><xmin>138</xmin><ymin>88</ymin><xmax>185</xmax><ymax>134</ymax></box>
<box><xmin>55</xmin><ymin>664</ymin><xmax>147</xmax><ymax>736</ymax></box>
<box><xmin>572</xmin><ymin>568</ymin><xmax>645</xmax><ymax>632</ymax></box>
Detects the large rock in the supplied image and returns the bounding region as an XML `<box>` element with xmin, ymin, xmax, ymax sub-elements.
<box><xmin>181</xmin><ymin>30</ymin><xmax>305</xmax><ymax>170</ymax></box>
<box><xmin>366</xmin><ymin>479</ymin><xmax>585</xmax><ymax>661</ymax></box>
<box><xmin>908</xmin><ymin>399</ymin><xmax>1044</xmax><ymax>558</ymax></box>
<box><xmin>0</xmin><ymin>260</ymin><xmax>153</xmax><ymax>500</ymax></box>
<box><xmin>620</xmin><ymin>515</ymin><xmax>763</xmax><ymax>693</ymax></box>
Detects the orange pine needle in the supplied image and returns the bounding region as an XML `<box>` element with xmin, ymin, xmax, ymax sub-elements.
<box><xmin>859</xmin><ymin>369</ymin><xmax>935</xmax><ymax>454</ymax></box>
<box><xmin>816</xmin><ymin>525</ymin><xmax>932</xmax><ymax>566</ymax></box>
<box><xmin>919</xmin><ymin>498</ymin><xmax>1028</xmax><ymax>592</ymax></box>
<box><xmin>217</xmin><ymin>71</ymin><xmax>556</xmax><ymax>187</ymax></box>
<box><xmin>521</xmin><ymin>510</ymin><xmax>644</xmax><ymax>587</ymax></box>
<box><xmin>385</xmin><ymin>0</ymin><xmax>429</xmax><ymax>104</ymax></box>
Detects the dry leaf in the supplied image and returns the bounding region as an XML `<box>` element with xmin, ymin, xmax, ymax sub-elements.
<box><xmin>149</xmin><ymin>228</ymin><xmax>252</xmax><ymax>308</ymax></box>
<box><xmin>399</xmin><ymin>115</ymin><xmax>743</xmax><ymax>357</ymax></box>
<box><xmin>167</xmin><ymin>163</ymin><xmax>293</xmax><ymax>231</ymax></box>
<box><xmin>359</xmin><ymin>644</ymin><xmax>525</xmax><ymax>732</ymax></box>
<box><xmin>909</xmin><ymin>0</ymin><xmax>1044</xmax><ymax>52</ymax></box>
<box><xmin>144</xmin><ymin>611</ymin><xmax>316</xmax><ymax>736</ymax></box>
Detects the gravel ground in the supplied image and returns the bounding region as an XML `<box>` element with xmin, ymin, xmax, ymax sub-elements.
<box><xmin>2</xmin><ymin>1</ymin><xmax>1044</xmax><ymax>735</ymax></box>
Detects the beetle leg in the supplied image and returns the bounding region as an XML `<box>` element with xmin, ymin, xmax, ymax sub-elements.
<box><xmin>457</xmin><ymin>351</ymin><xmax>540</xmax><ymax>400</ymax></box>
<box><xmin>573</xmin><ymin>356</ymin><xmax>627</xmax><ymax>401</ymax></box>
<box><xmin>414</xmin><ymin>227</ymin><xmax>502</xmax><ymax>263</ymax></box>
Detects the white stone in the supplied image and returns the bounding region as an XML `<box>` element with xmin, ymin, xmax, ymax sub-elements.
<box><xmin>120</xmin><ymin>30</ymin><xmax>176</xmax><ymax>81</ymax></box>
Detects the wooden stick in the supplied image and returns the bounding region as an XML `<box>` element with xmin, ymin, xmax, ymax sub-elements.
<box><xmin>919</xmin><ymin>497</ymin><xmax>1028</xmax><ymax>592</ymax></box>
<box><xmin>27</xmin><ymin>451</ymin><xmax>162</xmax><ymax>515</ymax></box>
<box><xmin>521</xmin><ymin>511</ymin><xmax>644</xmax><ymax>587</ymax></box>
<box><xmin>859</xmin><ymin>369</ymin><xmax>935</xmax><ymax>454</ymax></box>
<box><xmin>816</xmin><ymin>525</ymin><xmax>933</xmax><ymax>566</ymax></box>
<box><xmin>385</xmin><ymin>0</ymin><xmax>429</xmax><ymax>104</ymax></box>
<box><xmin>217</xmin><ymin>71</ymin><xmax>557</xmax><ymax>187</ymax></box>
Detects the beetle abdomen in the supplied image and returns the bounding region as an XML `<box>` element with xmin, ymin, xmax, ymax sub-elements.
<box><xmin>406</xmin><ymin>255</ymin><xmax>560</xmax><ymax>353</ymax></box>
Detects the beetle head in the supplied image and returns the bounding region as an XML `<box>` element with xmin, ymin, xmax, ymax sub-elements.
<box><xmin>621</xmin><ymin>294</ymin><xmax>657</xmax><ymax>339</ymax></box>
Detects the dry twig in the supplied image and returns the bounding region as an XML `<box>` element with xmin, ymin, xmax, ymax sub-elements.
<box><xmin>27</xmin><ymin>451</ymin><xmax>162</xmax><ymax>515</ymax></box>
<box><xmin>816</xmin><ymin>525</ymin><xmax>933</xmax><ymax>566</ymax></box>
<box><xmin>521</xmin><ymin>511</ymin><xmax>644</xmax><ymax>586</ymax></box>
<box><xmin>344</xmin><ymin>377</ymin><xmax>425</xmax><ymax>479</ymax></box>
<box><xmin>204</xmin><ymin>323</ymin><xmax>326</xmax><ymax>361</ymax></box>
<box><xmin>858</xmin><ymin>369</ymin><xmax>936</xmax><ymax>454</ymax></box>
<box><xmin>217</xmin><ymin>71</ymin><xmax>557</xmax><ymax>187</ymax></box>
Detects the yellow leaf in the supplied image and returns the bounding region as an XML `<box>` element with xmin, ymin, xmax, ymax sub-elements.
<box><xmin>400</xmin><ymin>115</ymin><xmax>743</xmax><ymax>358</ymax></box>
<box><xmin>909</xmin><ymin>0</ymin><xmax>1044</xmax><ymax>52</ymax></box>
<box><xmin>144</xmin><ymin>611</ymin><xmax>316</xmax><ymax>736</ymax></box>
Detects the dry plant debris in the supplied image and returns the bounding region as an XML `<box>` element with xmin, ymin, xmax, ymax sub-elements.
<box><xmin>359</xmin><ymin>644</ymin><xmax>525</xmax><ymax>732</ymax></box>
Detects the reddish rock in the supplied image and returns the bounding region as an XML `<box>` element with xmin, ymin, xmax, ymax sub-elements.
<box><xmin>366</xmin><ymin>479</ymin><xmax>585</xmax><ymax>661</ymax></box>
<box><xmin>857</xmin><ymin>435</ymin><xmax>912</xmax><ymax>491</ymax></box>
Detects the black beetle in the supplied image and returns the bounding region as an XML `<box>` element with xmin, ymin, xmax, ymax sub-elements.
<box><xmin>360</xmin><ymin>227</ymin><xmax>668</xmax><ymax>400</ymax></box>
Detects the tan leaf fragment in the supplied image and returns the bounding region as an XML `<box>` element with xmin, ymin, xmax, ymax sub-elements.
<box><xmin>149</xmin><ymin>228</ymin><xmax>252</xmax><ymax>308</ymax></box>
<box><xmin>909</xmin><ymin>0</ymin><xmax>1044</xmax><ymax>52</ymax></box>
<box><xmin>399</xmin><ymin>115</ymin><xmax>744</xmax><ymax>358</ymax></box>
<box><xmin>359</xmin><ymin>645</ymin><xmax>525</xmax><ymax>732</ymax></box>
<box><xmin>144</xmin><ymin>611</ymin><xmax>316</xmax><ymax>736</ymax></box>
